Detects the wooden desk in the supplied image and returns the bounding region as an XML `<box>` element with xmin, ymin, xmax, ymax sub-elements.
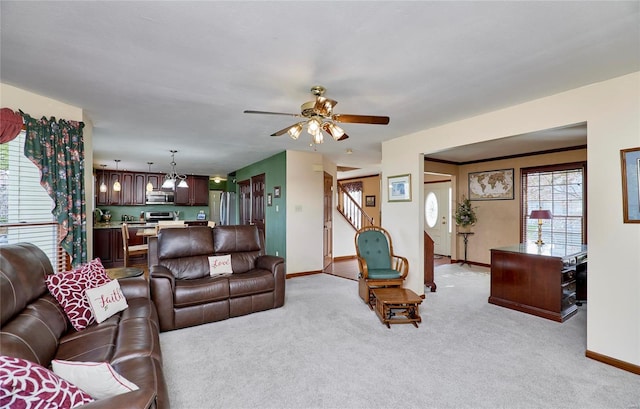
<box><xmin>489</xmin><ymin>244</ymin><xmax>587</xmax><ymax>322</ymax></box>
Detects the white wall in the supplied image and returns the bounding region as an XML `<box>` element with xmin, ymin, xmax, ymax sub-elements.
<box><xmin>285</xmin><ymin>150</ymin><xmax>324</xmax><ymax>274</ymax></box>
<box><xmin>1</xmin><ymin>83</ymin><xmax>94</xmax><ymax>259</ymax></box>
<box><xmin>382</xmin><ymin>72</ymin><xmax>640</xmax><ymax>368</ymax></box>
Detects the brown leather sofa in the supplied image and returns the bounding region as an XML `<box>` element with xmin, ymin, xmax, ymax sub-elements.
<box><xmin>0</xmin><ymin>243</ymin><xmax>169</xmax><ymax>409</ymax></box>
<box><xmin>149</xmin><ymin>225</ymin><xmax>285</xmax><ymax>332</ymax></box>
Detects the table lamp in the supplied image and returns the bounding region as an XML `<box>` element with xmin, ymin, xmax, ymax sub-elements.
<box><xmin>530</xmin><ymin>209</ymin><xmax>552</xmax><ymax>245</ymax></box>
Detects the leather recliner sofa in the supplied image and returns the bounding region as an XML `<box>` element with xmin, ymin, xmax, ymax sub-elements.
<box><xmin>149</xmin><ymin>225</ymin><xmax>285</xmax><ymax>332</ymax></box>
<box><xmin>0</xmin><ymin>243</ymin><xmax>169</xmax><ymax>409</ymax></box>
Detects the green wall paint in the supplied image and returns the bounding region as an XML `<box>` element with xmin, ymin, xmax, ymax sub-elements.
<box><xmin>234</xmin><ymin>151</ymin><xmax>286</xmax><ymax>259</ymax></box>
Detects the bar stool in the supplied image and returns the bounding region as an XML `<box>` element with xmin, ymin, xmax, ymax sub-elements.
<box><xmin>121</xmin><ymin>223</ymin><xmax>148</xmax><ymax>267</ymax></box>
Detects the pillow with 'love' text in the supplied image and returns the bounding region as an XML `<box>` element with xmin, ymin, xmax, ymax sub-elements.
<box><xmin>208</xmin><ymin>254</ymin><xmax>233</xmax><ymax>277</ymax></box>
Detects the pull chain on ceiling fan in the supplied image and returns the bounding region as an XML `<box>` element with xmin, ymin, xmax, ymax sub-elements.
<box><xmin>244</xmin><ymin>85</ymin><xmax>390</xmax><ymax>145</ymax></box>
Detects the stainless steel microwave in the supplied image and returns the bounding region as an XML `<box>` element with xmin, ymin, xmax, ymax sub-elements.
<box><xmin>146</xmin><ymin>190</ymin><xmax>174</xmax><ymax>205</ymax></box>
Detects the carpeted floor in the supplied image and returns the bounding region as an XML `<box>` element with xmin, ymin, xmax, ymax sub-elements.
<box><xmin>160</xmin><ymin>264</ymin><xmax>640</xmax><ymax>409</ymax></box>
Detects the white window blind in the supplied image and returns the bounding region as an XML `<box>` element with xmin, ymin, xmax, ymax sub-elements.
<box><xmin>0</xmin><ymin>131</ymin><xmax>62</xmax><ymax>270</ymax></box>
<box><xmin>521</xmin><ymin>163</ymin><xmax>586</xmax><ymax>247</ymax></box>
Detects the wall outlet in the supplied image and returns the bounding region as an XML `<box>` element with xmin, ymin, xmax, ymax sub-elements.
<box><xmin>275</xmin><ymin>251</ymin><xmax>279</xmax><ymax>256</ymax></box>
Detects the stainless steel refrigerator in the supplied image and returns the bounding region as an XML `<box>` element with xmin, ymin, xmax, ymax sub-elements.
<box><xmin>218</xmin><ymin>191</ymin><xmax>237</xmax><ymax>225</ymax></box>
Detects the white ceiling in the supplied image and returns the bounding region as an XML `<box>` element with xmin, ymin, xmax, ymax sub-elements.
<box><xmin>1</xmin><ymin>1</ymin><xmax>638</xmax><ymax>178</ymax></box>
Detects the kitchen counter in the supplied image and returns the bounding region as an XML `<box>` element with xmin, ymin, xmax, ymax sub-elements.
<box><xmin>93</xmin><ymin>221</ymin><xmax>208</xmax><ymax>229</ymax></box>
<box><xmin>94</xmin><ymin>222</ymin><xmax>158</xmax><ymax>229</ymax></box>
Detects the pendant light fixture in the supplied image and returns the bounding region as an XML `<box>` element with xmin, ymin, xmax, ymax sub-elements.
<box><xmin>113</xmin><ymin>159</ymin><xmax>121</xmax><ymax>192</ymax></box>
<box><xmin>161</xmin><ymin>150</ymin><xmax>188</xmax><ymax>189</ymax></box>
<box><xmin>99</xmin><ymin>164</ymin><xmax>107</xmax><ymax>193</ymax></box>
<box><xmin>146</xmin><ymin>162</ymin><xmax>154</xmax><ymax>192</ymax></box>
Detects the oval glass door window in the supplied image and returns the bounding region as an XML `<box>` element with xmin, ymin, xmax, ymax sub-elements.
<box><xmin>425</xmin><ymin>192</ymin><xmax>438</xmax><ymax>228</ymax></box>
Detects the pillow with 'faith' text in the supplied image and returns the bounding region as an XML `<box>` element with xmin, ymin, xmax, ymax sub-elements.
<box><xmin>85</xmin><ymin>280</ymin><xmax>128</xmax><ymax>323</ymax></box>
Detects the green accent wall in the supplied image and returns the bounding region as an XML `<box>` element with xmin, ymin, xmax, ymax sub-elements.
<box><xmin>234</xmin><ymin>151</ymin><xmax>286</xmax><ymax>259</ymax></box>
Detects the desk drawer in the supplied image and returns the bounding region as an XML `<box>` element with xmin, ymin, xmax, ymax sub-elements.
<box><xmin>562</xmin><ymin>268</ymin><xmax>576</xmax><ymax>283</ymax></box>
<box><xmin>562</xmin><ymin>294</ymin><xmax>576</xmax><ymax>310</ymax></box>
<box><xmin>562</xmin><ymin>281</ymin><xmax>576</xmax><ymax>297</ymax></box>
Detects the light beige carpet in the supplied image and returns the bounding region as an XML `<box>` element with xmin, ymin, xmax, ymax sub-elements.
<box><xmin>160</xmin><ymin>264</ymin><xmax>640</xmax><ymax>408</ymax></box>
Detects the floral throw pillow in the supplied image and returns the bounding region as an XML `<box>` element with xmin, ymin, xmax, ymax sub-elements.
<box><xmin>0</xmin><ymin>355</ymin><xmax>94</xmax><ymax>408</ymax></box>
<box><xmin>46</xmin><ymin>258</ymin><xmax>112</xmax><ymax>331</ymax></box>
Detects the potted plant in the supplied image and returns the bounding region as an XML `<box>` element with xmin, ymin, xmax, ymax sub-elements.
<box><xmin>455</xmin><ymin>196</ymin><xmax>477</xmax><ymax>231</ymax></box>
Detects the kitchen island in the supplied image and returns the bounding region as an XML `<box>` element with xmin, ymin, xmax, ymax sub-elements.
<box><xmin>489</xmin><ymin>244</ymin><xmax>587</xmax><ymax>322</ymax></box>
<box><xmin>93</xmin><ymin>222</ymin><xmax>158</xmax><ymax>268</ymax></box>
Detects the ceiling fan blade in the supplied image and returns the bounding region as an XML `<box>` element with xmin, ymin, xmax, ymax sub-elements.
<box><xmin>271</xmin><ymin>124</ymin><xmax>297</xmax><ymax>137</ymax></box>
<box><xmin>333</xmin><ymin>114</ymin><xmax>390</xmax><ymax>125</ymax></box>
<box><xmin>313</xmin><ymin>97</ymin><xmax>338</xmax><ymax>117</ymax></box>
<box><xmin>271</xmin><ymin>121</ymin><xmax>306</xmax><ymax>138</ymax></box>
<box><xmin>337</xmin><ymin>132</ymin><xmax>349</xmax><ymax>141</ymax></box>
<box><xmin>244</xmin><ymin>110</ymin><xmax>301</xmax><ymax>117</ymax></box>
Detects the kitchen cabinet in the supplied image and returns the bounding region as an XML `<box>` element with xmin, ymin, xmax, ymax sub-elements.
<box><xmin>93</xmin><ymin>229</ymin><xmax>114</xmax><ymax>265</ymax></box>
<box><xmin>146</xmin><ymin>173</ymin><xmax>163</xmax><ymax>192</ymax></box>
<box><xmin>120</xmin><ymin>172</ymin><xmax>135</xmax><ymax>205</ymax></box>
<box><xmin>93</xmin><ymin>226</ymin><xmax>146</xmax><ymax>268</ymax></box>
<box><xmin>94</xmin><ymin>168</ymin><xmax>209</xmax><ymax>207</ymax></box>
<box><xmin>175</xmin><ymin>175</ymin><xmax>209</xmax><ymax>206</ymax></box>
<box><xmin>133</xmin><ymin>173</ymin><xmax>146</xmax><ymax>205</ymax></box>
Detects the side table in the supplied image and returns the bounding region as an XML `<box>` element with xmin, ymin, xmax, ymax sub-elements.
<box><xmin>457</xmin><ymin>232</ymin><xmax>474</xmax><ymax>266</ymax></box>
<box><xmin>106</xmin><ymin>266</ymin><xmax>144</xmax><ymax>280</ymax></box>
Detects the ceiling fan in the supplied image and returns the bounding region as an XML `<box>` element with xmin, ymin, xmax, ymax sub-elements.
<box><xmin>244</xmin><ymin>85</ymin><xmax>390</xmax><ymax>145</ymax></box>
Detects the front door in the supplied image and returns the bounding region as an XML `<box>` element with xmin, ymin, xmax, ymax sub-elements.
<box><xmin>424</xmin><ymin>181</ymin><xmax>451</xmax><ymax>256</ymax></box>
<box><xmin>323</xmin><ymin>172</ymin><xmax>333</xmax><ymax>272</ymax></box>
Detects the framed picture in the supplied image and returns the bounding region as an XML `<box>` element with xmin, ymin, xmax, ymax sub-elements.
<box><xmin>468</xmin><ymin>168</ymin><xmax>514</xmax><ymax>200</ymax></box>
<box><xmin>621</xmin><ymin>147</ymin><xmax>640</xmax><ymax>223</ymax></box>
<box><xmin>267</xmin><ymin>193</ymin><xmax>273</xmax><ymax>207</ymax></box>
<box><xmin>365</xmin><ymin>195</ymin><xmax>376</xmax><ymax>207</ymax></box>
<box><xmin>274</xmin><ymin>186</ymin><xmax>281</xmax><ymax>198</ymax></box>
<box><xmin>388</xmin><ymin>174</ymin><xmax>411</xmax><ymax>202</ymax></box>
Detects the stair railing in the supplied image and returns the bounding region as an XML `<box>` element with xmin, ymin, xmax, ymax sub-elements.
<box><xmin>336</xmin><ymin>182</ymin><xmax>374</xmax><ymax>231</ymax></box>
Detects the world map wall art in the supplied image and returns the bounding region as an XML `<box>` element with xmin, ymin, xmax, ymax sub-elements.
<box><xmin>468</xmin><ymin>168</ymin><xmax>514</xmax><ymax>200</ymax></box>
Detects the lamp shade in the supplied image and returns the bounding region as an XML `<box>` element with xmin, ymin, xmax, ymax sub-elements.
<box><xmin>530</xmin><ymin>209</ymin><xmax>552</xmax><ymax>220</ymax></box>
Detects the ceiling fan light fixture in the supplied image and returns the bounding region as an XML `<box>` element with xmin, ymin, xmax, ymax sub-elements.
<box><xmin>307</xmin><ymin>118</ymin><xmax>321</xmax><ymax>134</ymax></box>
<box><xmin>326</xmin><ymin>122</ymin><xmax>345</xmax><ymax>141</ymax></box>
<box><xmin>312</xmin><ymin>129</ymin><xmax>324</xmax><ymax>145</ymax></box>
<box><xmin>288</xmin><ymin>123</ymin><xmax>303</xmax><ymax>140</ymax></box>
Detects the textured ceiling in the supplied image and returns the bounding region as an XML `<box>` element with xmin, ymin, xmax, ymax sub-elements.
<box><xmin>1</xmin><ymin>1</ymin><xmax>638</xmax><ymax>178</ymax></box>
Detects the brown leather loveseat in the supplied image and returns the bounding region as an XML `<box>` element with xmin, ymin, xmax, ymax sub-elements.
<box><xmin>0</xmin><ymin>243</ymin><xmax>169</xmax><ymax>409</ymax></box>
<box><xmin>149</xmin><ymin>225</ymin><xmax>285</xmax><ymax>332</ymax></box>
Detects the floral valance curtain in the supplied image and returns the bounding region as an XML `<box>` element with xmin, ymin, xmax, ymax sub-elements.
<box><xmin>22</xmin><ymin>114</ymin><xmax>87</xmax><ymax>267</ymax></box>
<box><xmin>342</xmin><ymin>181</ymin><xmax>363</xmax><ymax>193</ymax></box>
<box><xmin>0</xmin><ymin>108</ymin><xmax>23</xmax><ymax>144</ymax></box>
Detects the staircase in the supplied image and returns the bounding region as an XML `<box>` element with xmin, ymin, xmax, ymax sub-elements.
<box><xmin>336</xmin><ymin>182</ymin><xmax>374</xmax><ymax>231</ymax></box>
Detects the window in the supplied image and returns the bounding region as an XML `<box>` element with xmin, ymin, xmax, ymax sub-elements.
<box><xmin>521</xmin><ymin>162</ymin><xmax>586</xmax><ymax>247</ymax></box>
<box><xmin>0</xmin><ymin>131</ymin><xmax>64</xmax><ymax>270</ymax></box>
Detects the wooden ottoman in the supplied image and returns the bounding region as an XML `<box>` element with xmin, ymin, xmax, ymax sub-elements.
<box><xmin>372</xmin><ymin>287</ymin><xmax>422</xmax><ymax>328</ymax></box>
